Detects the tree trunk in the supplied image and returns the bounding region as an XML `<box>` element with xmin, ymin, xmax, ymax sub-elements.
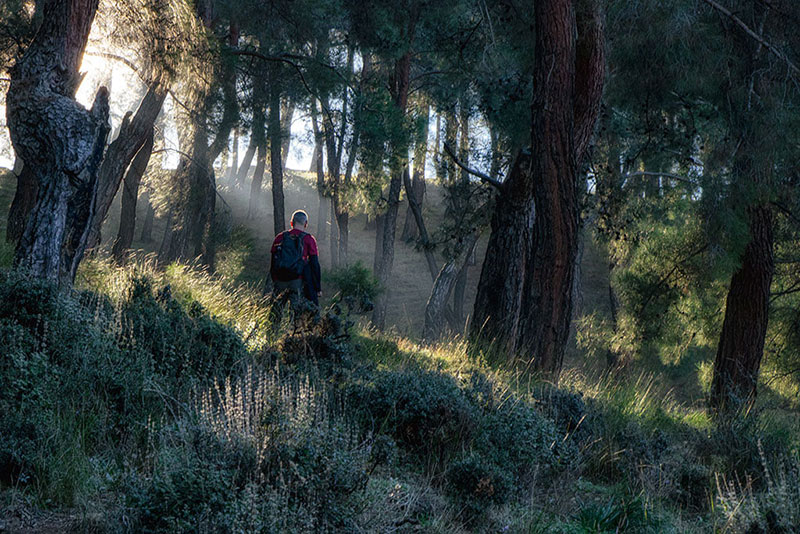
<box><xmin>280</xmin><ymin>97</ymin><xmax>294</xmax><ymax>170</ymax></box>
<box><xmin>710</xmin><ymin>134</ymin><xmax>774</xmax><ymax>414</ymax></box>
<box><xmin>7</xmin><ymin>0</ymin><xmax>110</xmax><ymax>283</ymax></box>
<box><xmin>247</xmin><ymin>87</ymin><xmax>267</xmax><ymax>219</ymax></box>
<box><xmin>469</xmin><ymin>155</ymin><xmax>534</xmax><ymax>356</ymax></box>
<box><xmin>371</xmin><ymin>52</ymin><xmax>412</xmax><ymax>330</ymax></box>
<box><xmin>111</xmin><ymin>128</ymin><xmax>154</xmax><ymax>263</ymax></box>
<box><xmin>235</xmin><ymin>141</ymin><xmax>256</xmax><ymax>186</ymax></box>
<box><xmin>226</xmin><ymin>127</ymin><xmax>239</xmax><ymax>183</ymax></box>
<box><xmin>402</xmin><ymin>100</ymin><xmax>428</xmax><ymax>242</ymax></box>
<box><xmin>85</xmin><ymin>82</ymin><xmax>167</xmax><ymax>251</ymax></box>
<box><xmin>310</xmin><ymin>100</ymin><xmax>328</xmax><ymax>241</ymax></box>
<box><xmin>423</xmin><ymin>232</ymin><xmax>479</xmax><ymax>341</ymax></box>
<box><xmin>6</xmin><ymin>163</ymin><xmax>37</xmax><ymax>245</ymax></box>
<box><xmin>269</xmin><ymin>67</ymin><xmax>285</xmax><ymax>235</ymax></box>
<box><xmin>710</xmin><ymin>206</ymin><xmax>773</xmax><ymax>413</ymax></box>
<box><xmin>248</xmin><ymin>140</ymin><xmax>267</xmax><ymax>219</ymax></box>
<box><xmin>140</xmin><ymin>192</ymin><xmax>155</xmax><ymax>242</ymax></box>
<box><xmin>330</xmin><ymin>196</ymin><xmax>339</xmax><ymax>267</ymax></box>
<box><xmin>514</xmin><ymin>0</ymin><xmax>580</xmax><ymax>378</ymax></box>
<box><xmin>470</xmin><ymin>0</ymin><xmax>604</xmax><ymax>378</ymax></box>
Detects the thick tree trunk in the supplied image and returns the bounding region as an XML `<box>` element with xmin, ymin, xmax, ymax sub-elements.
<box><xmin>269</xmin><ymin>69</ymin><xmax>285</xmax><ymax>235</ymax></box>
<box><xmin>470</xmin><ymin>0</ymin><xmax>604</xmax><ymax>378</ymax></box>
<box><xmin>7</xmin><ymin>0</ymin><xmax>110</xmax><ymax>283</ymax></box>
<box><xmin>514</xmin><ymin>0</ymin><xmax>579</xmax><ymax>378</ymax></box>
<box><xmin>469</xmin><ymin>154</ymin><xmax>534</xmax><ymax>356</ymax></box>
<box><xmin>6</xmin><ymin>163</ymin><xmax>37</xmax><ymax>245</ymax></box>
<box><xmin>112</xmin><ymin>128</ymin><xmax>155</xmax><ymax>263</ymax></box>
<box><xmin>371</xmin><ymin>52</ymin><xmax>411</xmax><ymax>330</ymax></box>
<box><xmin>710</xmin><ymin>142</ymin><xmax>774</xmax><ymax>413</ymax></box>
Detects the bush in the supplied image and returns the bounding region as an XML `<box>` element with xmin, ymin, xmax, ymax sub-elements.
<box><xmin>273</xmin><ymin>302</ymin><xmax>353</xmax><ymax>365</ymax></box>
<box><xmin>474</xmin><ymin>398</ymin><xmax>574</xmax><ymax>492</ymax></box>
<box><xmin>327</xmin><ymin>261</ymin><xmax>380</xmax><ymax>314</ymax></box>
<box><xmin>350</xmin><ymin>369</ymin><xmax>478</xmax><ymax>463</ymax></box>
<box><xmin>117</xmin><ymin>275</ymin><xmax>246</xmax><ymax>389</ymax></box>
<box><xmin>446</xmin><ymin>454</ymin><xmax>512</xmax><ymax>525</ymax></box>
<box><xmin>0</xmin><ymin>268</ymin><xmax>252</xmax><ymax>505</ymax></box>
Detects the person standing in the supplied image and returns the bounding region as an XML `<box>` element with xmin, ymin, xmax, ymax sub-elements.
<box><xmin>270</xmin><ymin>210</ymin><xmax>322</xmax><ymax>306</ymax></box>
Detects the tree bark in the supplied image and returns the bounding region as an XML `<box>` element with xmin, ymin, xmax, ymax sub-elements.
<box><xmin>310</xmin><ymin>100</ymin><xmax>328</xmax><ymax>241</ymax></box>
<box><xmin>710</xmin><ymin>130</ymin><xmax>774</xmax><ymax>414</ymax></box>
<box><xmin>140</xmin><ymin>191</ymin><xmax>155</xmax><ymax>243</ymax></box>
<box><xmin>280</xmin><ymin>97</ymin><xmax>294</xmax><ymax>170</ymax></box>
<box><xmin>112</xmin><ymin>128</ymin><xmax>155</xmax><ymax>263</ymax></box>
<box><xmin>269</xmin><ymin>68</ymin><xmax>286</xmax><ymax>235</ymax></box>
<box><xmin>247</xmin><ymin>86</ymin><xmax>267</xmax><ymax>219</ymax></box>
<box><xmin>469</xmin><ymin>154</ymin><xmax>534</xmax><ymax>356</ymax></box>
<box><xmin>710</xmin><ymin>205</ymin><xmax>773</xmax><ymax>413</ymax></box>
<box><xmin>514</xmin><ymin>0</ymin><xmax>579</xmax><ymax>378</ymax></box>
<box><xmin>7</xmin><ymin>0</ymin><xmax>110</xmax><ymax>283</ymax></box>
<box><xmin>469</xmin><ymin>0</ymin><xmax>605</xmax><ymax>379</ymax></box>
<box><xmin>248</xmin><ymin>140</ymin><xmax>267</xmax><ymax>219</ymax></box>
<box><xmin>226</xmin><ymin>127</ymin><xmax>239</xmax><ymax>183</ymax></box>
<box><xmin>6</xmin><ymin>163</ymin><xmax>37</xmax><ymax>245</ymax></box>
<box><xmin>235</xmin><ymin>141</ymin><xmax>256</xmax><ymax>186</ymax></box>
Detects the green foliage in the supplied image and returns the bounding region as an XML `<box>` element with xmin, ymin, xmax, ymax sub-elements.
<box><xmin>475</xmin><ymin>399</ymin><xmax>573</xmax><ymax>487</ymax></box>
<box><xmin>0</xmin><ymin>266</ymin><xmax>249</xmax><ymax>505</ymax></box>
<box><xmin>327</xmin><ymin>260</ymin><xmax>381</xmax><ymax>314</ymax></box>
<box><xmin>446</xmin><ymin>453</ymin><xmax>511</xmax><ymax>525</ymax></box>
<box><xmin>350</xmin><ymin>369</ymin><xmax>478</xmax><ymax>463</ymax></box>
<box><xmin>575</xmin><ymin>495</ymin><xmax>657</xmax><ymax>533</ymax></box>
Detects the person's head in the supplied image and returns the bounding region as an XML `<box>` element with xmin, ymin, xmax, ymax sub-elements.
<box><xmin>290</xmin><ymin>210</ymin><xmax>309</xmax><ymax>229</ymax></box>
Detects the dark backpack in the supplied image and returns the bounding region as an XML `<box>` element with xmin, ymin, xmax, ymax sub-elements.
<box><xmin>273</xmin><ymin>231</ymin><xmax>307</xmax><ymax>279</ymax></box>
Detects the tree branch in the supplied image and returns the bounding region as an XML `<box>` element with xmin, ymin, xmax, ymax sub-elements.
<box><xmin>701</xmin><ymin>0</ymin><xmax>800</xmax><ymax>76</ymax></box>
<box><xmin>442</xmin><ymin>142</ymin><xmax>503</xmax><ymax>190</ymax></box>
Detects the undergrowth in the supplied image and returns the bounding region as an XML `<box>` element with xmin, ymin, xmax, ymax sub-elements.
<box><xmin>0</xmin><ymin>258</ymin><xmax>798</xmax><ymax>533</ymax></box>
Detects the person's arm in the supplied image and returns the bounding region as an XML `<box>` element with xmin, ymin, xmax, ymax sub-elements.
<box><xmin>309</xmin><ymin>254</ymin><xmax>321</xmax><ymax>294</ymax></box>
<box><xmin>305</xmin><ymin>234</ymin><xmax>322</xmax><ymax>295</ymax></box>
<box><xmin>270</xmin><ymin>233</ymin><xmax>283</xmax><ymax>281</ymax></box>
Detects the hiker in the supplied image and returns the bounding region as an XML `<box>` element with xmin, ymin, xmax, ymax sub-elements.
<box><xmin>270</xmin><ymin>210</ymin><xmax>322</xmax><ymax>307</ymax></box>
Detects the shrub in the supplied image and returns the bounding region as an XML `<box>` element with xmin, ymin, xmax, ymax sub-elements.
<box><xmin>474</xmin><ymin>398</ymin><xmax>573</xmax><ymax>493</ymax></box>
<box><xmin>0</xmin><ymin>267</ymin><xmax>253</xmax><ymax>505</ymax></box>
<box><xmin>533</xmin><ymin>384</ymin><xmax>599</xmax><ymax>448</ymax></box>
<box><xmin>446</xmin><ymin>454</ymin><xmax>512</xmax><ymax>525</ymax></box>
<box><xmin>327</xmin><ymin>261</ymin><xmax>380</xmax><ymax>313</ymax></box>
<box><xmin>350</xmin><ymin>369</ymin><xmax>478</xmax><ymax>464</ymax></box>
<box><xmin>273</xmin><ymin>302</ymin><xmax>353</xmax><ymax>365</ymax></box>
<box><xmin>574</xmin><ymin>495</ymin><xmax>658</xmax><ymax>533</ymax></box>
<box><xmin>117</xmin><ymin>275</ymin><xmax>246</xmax><ymax>388</ymax></box>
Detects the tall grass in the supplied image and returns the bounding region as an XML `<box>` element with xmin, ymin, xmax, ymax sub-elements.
<box><xmin>77</xmin><ymin>255</ymin><xmax>275</xmax><ymax>350</ymax></box>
